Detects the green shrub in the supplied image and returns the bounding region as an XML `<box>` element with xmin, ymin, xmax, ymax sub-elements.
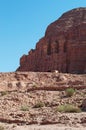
<box><xmin>34</xmin><ymin>102</ymin><xmax>44</xmax><ymax>108</ymax></box>
<box><xmin>0</xmin><ymin>125</ymin><xmax>4</xmax><ymax>130</ymax></box>
<box><xmin>57</xmin><ymin>104</ymin><xmax>81</xmax><ymax>113</ymax></box>
<box><xmin>1</xmin><ymin>91</ymin><xmax>8</xmax><ymax>96</ymax></box>
<box><xmin>66</xmin><ymin>88</ymin><xmax>75</xmax><ymax>97</ymax></box>
<box><xmin>20</xmin><ymin>105</ymin><xmax>29</xmax><ymax>111</ymax></box>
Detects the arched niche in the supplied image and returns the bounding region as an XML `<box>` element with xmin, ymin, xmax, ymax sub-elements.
<box><xmin>47</xmin><ymin>40</ymin><xmax>51</xmax><ymax>55</ymax></box>
<box><xmin>54</xmin><ymin>40</ymin><xmax>59</xmax><ymax>53</ymax></box>
<box><xmin>64</xmin><ymin>41</ymin><xmax>67</xmax><ymax>53</ymax></box>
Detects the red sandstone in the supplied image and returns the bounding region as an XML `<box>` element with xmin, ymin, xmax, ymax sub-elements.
<box><xmin>17</xmin><ymin>8</ymin><xmax>86</xmax><ymax>74</ymax></box>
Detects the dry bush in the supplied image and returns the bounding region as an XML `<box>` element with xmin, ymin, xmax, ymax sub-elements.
<box><xmin>57</xmin><ymin>104</ymin><xmax>81</xmax><ymax>113</ymax></box>
<box><xmin>66</xmin><ymin>88</ymin><xmax>75</xmax><ymax>97</ymax></box>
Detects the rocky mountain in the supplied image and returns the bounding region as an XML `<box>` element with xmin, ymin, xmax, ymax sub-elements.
<box><xmin>0</xmin><ymin>7</ymin><xmax>86</xmax><ymax>130</ymax></box>
<box><xmin>17</xmin><ymin>7</ymin><xmax>86</xmax><ymax>74</ymax></box>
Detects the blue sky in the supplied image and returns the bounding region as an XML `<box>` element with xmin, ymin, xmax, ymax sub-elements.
<box><xmin>0</xmin><ymin>0</ymin><xmax>86</xmax><ymax>72</ymax></box>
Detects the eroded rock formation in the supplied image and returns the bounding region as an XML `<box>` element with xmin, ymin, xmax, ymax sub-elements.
<box><xmin>17</xmin><ymin>8</ymin><xmax>86</xmax><ymax>73</ymax></box>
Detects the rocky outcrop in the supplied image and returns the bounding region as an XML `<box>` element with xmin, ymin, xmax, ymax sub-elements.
<box><xmin>0</xmin><ymin>72</ymin><xmax>86</xmax><ymax>92</ymax></box>
<box><xmin>0</xmin><ymin>72</ymin><xmax>86</xmax><ymax>129</ymax></box>
<box><xmin>17</xmin><ymin>8</ymin><xmax>86</xmax><ymax>73</ymax></box>
<box><xmin>82</xmin><ymin>99</ymin><xmax>86</xmax><ymax>111</ymax></box>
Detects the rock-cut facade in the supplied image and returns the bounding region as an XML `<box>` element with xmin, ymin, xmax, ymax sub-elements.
<box><xmin>17</xmin><ymin>8</ymin><xmax>86</xmax><ymax>74</ymax></box>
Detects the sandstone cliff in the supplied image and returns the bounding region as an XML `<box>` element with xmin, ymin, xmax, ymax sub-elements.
<box><xmin>17</xmin><ymin>7</ymin><xmax>86</xmax><ymax>73</ymax></box>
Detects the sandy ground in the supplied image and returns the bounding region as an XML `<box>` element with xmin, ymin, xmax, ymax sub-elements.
<box><xmin>7</xmin><ymin>124</ymin><xmax>86</xmax><ymax>130</ymax></box>
<box><xmin>0</xmin><ymin>123</ymin><xmax>85</xmax><ymax>130</ymax></box>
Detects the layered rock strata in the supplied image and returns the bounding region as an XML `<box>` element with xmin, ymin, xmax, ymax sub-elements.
<box><xmin>17</xmin><ymin>8</ymin><xmax>86</xmax><ymax>73</ymax></box>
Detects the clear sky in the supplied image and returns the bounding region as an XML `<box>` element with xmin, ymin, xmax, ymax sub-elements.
<box><xmin>0</xmin><ymin>0</ymin><xmax>86</xmax><ymax>72</ymax></box>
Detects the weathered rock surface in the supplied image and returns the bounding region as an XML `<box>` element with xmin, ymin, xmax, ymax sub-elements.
<box><xmin>82</xmin><ymin>99</ymin><xmax>86</xmax><ymax>111</ymax></box>
<box><xmin>17</xmin><ymin>7</ymin><xmax>86</xmax><ymax>73</ymax></box>
<box><xmin>0</xmin><ymin>72</ymin><xmax>86</xmax><ymax>92</ymax></box>
<box><xmin>0</xmin><ymin>72</ymin><xmax>86</xmax><ymax>129</ymax></box>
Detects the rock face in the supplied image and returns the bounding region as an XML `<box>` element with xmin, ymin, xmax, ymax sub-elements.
<box><xmin>82</xmin><ymin>99</ymin><xmax>86</xmax><ymax>111</ymax></box>
<box><xmin>0</xmin><ymin>72</ymin><xmax>86</xmax><ymax>129</ymax></box>
<box><xmin>17</xmin><ymin>8</ymin><xmax>86</xmax><ymax>73</ymax></box>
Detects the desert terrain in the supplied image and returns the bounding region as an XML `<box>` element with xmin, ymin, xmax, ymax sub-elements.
<box><xmin>0</xmin><ymin>71</ymin><xmax>85</xmax><ymax>130</ymax></box>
